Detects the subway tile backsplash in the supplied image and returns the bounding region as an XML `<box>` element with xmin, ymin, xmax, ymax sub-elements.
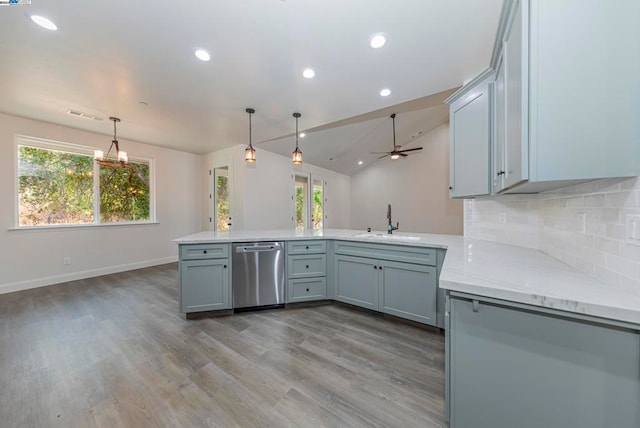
<box><xmin>465</xmin><ymin>177</ymin><xmax>640</xmax><ymax>296</ymax></box>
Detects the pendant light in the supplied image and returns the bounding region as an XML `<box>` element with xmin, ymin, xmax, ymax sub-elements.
<box><xmin>94</xmin><ymin>117</ymin><xmax>128</xmax><ymax>168</ymax></box>
<box><xmin>244</xmin><ymin>107</ymin><xmax>256</xmax><ymax>163</ymax></box>
<box><xmin>292</xmin><ymin>112</ymin><xmax>303</xmax><ymax>165</ymax></box>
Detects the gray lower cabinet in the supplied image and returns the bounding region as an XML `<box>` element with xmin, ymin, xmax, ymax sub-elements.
<box><xmin>179</xmin><ymin>244</ymin><xmax>231</xmax><ymax>313</ymax></box>
<box><xmin>447</xmin><ymin>294</ymin><xmax>640</xmax><ymax>428</ymax></box>
<box><xmin>286</xmin><ymin>240</ymin><xmax>327</xmax><ymax>303</ymax></box>
<box><xmin>334</xmin><ymin>255</ymin><xmax>379</xmax><ymax>310</ymax></box>
<box><xmin>334</xmin><ymin>248</ymin><xmax>439</xmax><ymax>326</ymax></box>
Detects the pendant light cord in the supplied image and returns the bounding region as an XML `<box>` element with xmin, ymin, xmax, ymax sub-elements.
<box><xmin>249</xmin><ymin>110</ymin><xmax>253</xmax><ymax>149</ymax></box>
<box><xmin>295</xmin><ymin>116</ymin><xmax>299</xmax><ymax>150</ymax></box>
<box><xmin>391</xmin><ymin>113</ymin><xmax>396</xmax><ymax>148</ymax></box>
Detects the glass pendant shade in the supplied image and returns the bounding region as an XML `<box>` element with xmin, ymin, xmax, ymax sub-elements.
<box><xmin>94</xmin><ymin>150</ymin><xmax>104</xmax><ymax>161</ymax></box>
<box><xmin>245</xmin><ymin>146</ymin><xmax>256</xmax><ymax>162</ymax></box>
<box><xmin>390</xmin><ymin>153</ymin><xmax>400</xmax><ymax>160</ymax></box>
<box><xmin>292</xmin><ymin>147</ymin><xmax>303</xmax><ymax>164</ymax></box>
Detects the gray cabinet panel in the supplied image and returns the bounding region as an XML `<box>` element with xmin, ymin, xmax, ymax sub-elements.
<box><xmin>379</xmin><ymin>262</ymin><xmax>436</xmax><ymax>324</ymax></box>
<box><xmin>288</xmin><ymin>277</ymin><xmax>327</xmax><ymax>303</ymax></box>
<box><xmin>180</xmin><ymin>259</ymin><xmax>230</xmax><ymax>312</ymax></box>
<box><xmin>334</xmin><ymin>241</ymin><xmax>436</xmax><ymax>266</ymax></box>
<box><xmin>449</xmin><ymin>297</ymin><xmax>640</xmax><ymax>428</ymax></box>
<box><xmin>449</xmin><ymin>74</ymin><xmax>492</xmax><ymax>198</ymax></box>
<box><xmin>334</xmin><ymin>255</ymin><xmax>378</xmax><ymax>310</ymax></box>
<box><xmin>180</xmin><ymin>243</ymin><xmax>229</xmax><ymax>260</ymax></box>
<box><xmin>287</xmin><ymin>254</ymin><xmax>326</xmax><ymax>278</ymax></box>
<box><xmin>287</xmin><ymin>240</ymin><xmax>327</xmax><ymax>255</ymax></box>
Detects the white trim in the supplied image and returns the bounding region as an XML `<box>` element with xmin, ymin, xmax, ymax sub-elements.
<box><xmin>0</xmin><ymin>256</ymin><xmax>177</xmax><ymax>295</ymax></box>
<box><xmin>8</xmin><ymin>221</ymin><xmax>160</xmax><ymax>232</ymax></box>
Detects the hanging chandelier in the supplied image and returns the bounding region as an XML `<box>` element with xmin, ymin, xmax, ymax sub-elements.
<box><xmin>244</xmin><ymin>107</ymin><xmax>256</xmax><ymax>163</ymax></box>
<box><xmin>94</xmin><ymin>117</ymin><xmax>128</xmax><ymax>168</ymax></box>
<box><xmin>292</xmin><ymin>112</ymin><xmax>302</xmax><ymax>165</ymax></box>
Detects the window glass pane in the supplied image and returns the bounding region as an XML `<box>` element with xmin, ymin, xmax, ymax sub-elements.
<box><xmin>312</xmin><ymin>178</ymin><xmax>324</xmax><ymax>230</ymax></box>
<box><xmin>214</xmin><ymin>167</ymin><xmax>229</xmax><ymax>232</ymax></box>
<box><xmin>18</xmin><ymin>145</ymin><xmax>94</xmax><ymax>226</ymax></box>
<box><xmin>99</xmin><ymin>161</ymin><xmax>150</xmax><ymax>223</ymax></box>
<box><xmin>295</xmin><ymin>175</ymin><xmax>308</xmax><ymax>231</ymax></box>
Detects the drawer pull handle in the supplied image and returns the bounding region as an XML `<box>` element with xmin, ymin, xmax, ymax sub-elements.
<box><xmin>305</xmin><ymin>246</ymin><xmax>309</xmax><ymax>249</ymax></box>
<box><xmin>306</xmin><ymin>288</ymin><xmax>310</xmax><ymax>292</ymax></box>
<box><xmin>203</xmin><ymin>250</ymin><xmax>207</xmax><ymax>254</ymax></box>
<box><xmin>223</xmin><ymin>265</ymin><xmax>227</xmax><ymax>268</ymax></box>
<box><xmin>374</xmin><ymin>266</ymin><xmax>377</xmax><ymax>269</ymax></box>
<box><xmin>306</xmin><ymin>265</ymin><xmax>309</xmax><ymax>269</ymax></box>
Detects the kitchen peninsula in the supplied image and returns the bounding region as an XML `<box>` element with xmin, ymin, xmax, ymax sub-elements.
<box><xmin>175</xmin><ymin>228</ymin><xmax>640</xmax><ymax>428</ymax></box>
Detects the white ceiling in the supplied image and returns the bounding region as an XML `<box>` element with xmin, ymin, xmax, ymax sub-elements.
<box><xmin>0</xmin><ymin>0</ymin><xmax>503</xmax><ymax>175</ymax></box>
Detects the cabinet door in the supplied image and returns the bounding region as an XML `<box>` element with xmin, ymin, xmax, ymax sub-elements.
<box><xmin>180</xmin><ymin>259</ymin><xmax>230</xmax><ymax>312</ymax></box>
<box><xmin>333</xmin><ymin>255</ymin><xmax>378</xmax><ymax>310</ymax></box>
<box><xmin>378</xmin><ymin>261</ymin><xmax>437</xmax><ymax>325</ymax></box>
<box><xmin>449</xmin><ymin>297</ymin><xmax>640</xmax><ymax>428</ymax></box>
<box><xmin>449</xmin><ymin>81</ymin><xmax>491</xmax><ymax>198</ymax></box>
<box><xmin>493</xmin><ymin>56</ymin><xmax>506</xmax><ymax>192</ymax></box>
<box><xmin>503</xmin><ymin>0</ymin><xmax>528</xmax><ymax>190</ymax></box>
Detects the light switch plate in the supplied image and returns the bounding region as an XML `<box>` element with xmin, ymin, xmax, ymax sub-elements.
<box><xmin>626</xmin><ymin>215</ymin><xmax>640</xmax><ymax>245</ymax></box>
<box><xmin>498</xmin><ymin>212</ymin><xmax>507</xmax><ymax>224</ymax></box>
<box><xmin>576</xmin><ymin>212</ymin><xmax>587</xmax><ymax>235</ymax></box>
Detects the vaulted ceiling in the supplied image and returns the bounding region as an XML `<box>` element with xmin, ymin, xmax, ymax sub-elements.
<box><xmin>0</xmin><ymin>0</ymin><xmax>502</xmax><ymax>174</ymax></box>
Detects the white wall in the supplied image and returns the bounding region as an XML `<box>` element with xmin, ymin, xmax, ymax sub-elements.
<box><xmin>203</xmin><ymin>145</ymin><xmax>351</xmax><ymax>231</ymax></box>
<box><xmin>350</xmin><ymin>123</ymin><xmax>463</xmax><ymax>234</ymax></box>
<box><xmin>0</xmin><ymin>113</ymin><xmax>202</xmax><ymax>294</ymax></box>
<box><xmin>466</xmin><ymin>177</ymin><xmax>640</xmax><ymax>297</ymax></box>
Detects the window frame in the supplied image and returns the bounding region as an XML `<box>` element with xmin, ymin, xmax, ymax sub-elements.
<box><xmin>13</xmin><ymin>135</ymin><xmax>156</xmax><ymax>230</ymax></box>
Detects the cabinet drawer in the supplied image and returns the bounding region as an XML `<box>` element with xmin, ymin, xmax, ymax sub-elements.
<box><xmin>334</xmin><ymin>241</ymin><xmax>436</xmax><ymax>266</ymax></box>
<box><xmin>288</xmin><ymin>254</ymin><xmax>326</xmax><ymax>278</ymax></box>
<box><xmin>180</xmin><ymin>243</ymin><xmax>229</xmax><ymax>260</ymax></box>
<box><xmin>287</xmin><ymin>277</ymin><xmax>327</xmax><ymax>303</ymax></box>
<box><xmin>287</xmin><ymin>240</ymin><xmax>327</xmax><ymax>255</ymax></box>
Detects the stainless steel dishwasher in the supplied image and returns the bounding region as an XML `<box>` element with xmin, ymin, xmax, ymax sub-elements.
<box><xmin>232</xmin><ymin>242</ymin><xmax>285</xmax><ymax>310</ymax></box>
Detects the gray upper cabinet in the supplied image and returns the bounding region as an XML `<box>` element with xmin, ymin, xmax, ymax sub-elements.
<box><xmin>445</xmin><ymin>69</ymin><xmax>494</xmax><ymax>198</ymax></box>
<box><xmin>449</xmin><ymin>0</ymin><xmax>640</xmax><ymax>195</ymax></box>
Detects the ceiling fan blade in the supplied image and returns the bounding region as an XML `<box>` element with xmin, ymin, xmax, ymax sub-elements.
<box><xmin>370</xmin><ymin>151</ymin><xmax>391</xmax><ymax>154</ymax></box>
<box><xmin>400</xmin><ymin>153</ymin><xmax>408</xmax><ymax>157</ymax></box>
<box><xmin>397</xmin><ymin>147</ymin><xmax>423</xmax><ymax>153</ymax></box>
<box><xmin>377</xmin><ymin>154</ymin><xmax>390</xmax><ymax>159</ymax></box>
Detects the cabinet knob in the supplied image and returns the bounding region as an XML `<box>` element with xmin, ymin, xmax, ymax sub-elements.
<box><xmin>374</xmin><ymin>266</ymin><xmax>377</xmax><ymax>269</ymax></box>
<box><xmin>306</xmin><ymin>265</ymin><xmax>309</xmax><ymax>269</ymax></box>
<box><xmin>203</xmin><ymin>250</ymin><xmax>207</xmax><ymax>254</ymax></box>
<box><xmin>379</xmin><ymin>266</ymin><xmax>383</xmax><ymax>270</ymax></box>
<box><xmin>306</xmin><ymin>288</ymin><xmax>310</xmax><ymax>292</ymax></box>
<box><xmin>305</xmin><ymin>246</ymin><xmax>309</xmax><ymax>249</ymax></box>
<box><xmin>497</xmin><ymin>171</ymin><xmax>505</xmax><ymax>176</ymax></box>
<box><xmin>449</xmin><ymin>186</ymin><xmax>452</xmax><ymax>190</ymax></box>
<box><xmin>223</xmin><ymin>265</ymin><xmax>227</xmax><ymax>268</ymax></box>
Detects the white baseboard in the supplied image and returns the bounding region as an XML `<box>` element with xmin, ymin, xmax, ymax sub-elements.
<box><xmin>0</xmin><ymin>256</ymin><xmax>178</xmax><ymax>295</ymax></box>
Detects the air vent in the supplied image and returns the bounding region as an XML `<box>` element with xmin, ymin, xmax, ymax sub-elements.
<box><xmin>66</xmin><ymin>109</ymin><xmax>105</xmax><ymax>122</ymax></box>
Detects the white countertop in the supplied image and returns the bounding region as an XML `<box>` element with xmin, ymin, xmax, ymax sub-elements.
<box><xmin>174</xmin><ymin>229</ymin><xmax>640</xmax><ymax>326</ymax></box>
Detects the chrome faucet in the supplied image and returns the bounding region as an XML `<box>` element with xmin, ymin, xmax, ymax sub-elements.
<box><xmin>387</xmin><ymin>204</ymin><xmax>399</xmax><ymax>234</ymax></box>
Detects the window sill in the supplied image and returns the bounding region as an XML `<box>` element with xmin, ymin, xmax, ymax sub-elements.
<box><xmin>8</xmin><ymin>221</ymin><xmax>160</xmax><ymax>232</ymax></box>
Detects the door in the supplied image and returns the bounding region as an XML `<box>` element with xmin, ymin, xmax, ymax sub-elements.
<box><xmin>450</xmin><ymin>80</ymin><xmax>491</xmax><ymax>197</ymax></box>
<box><xmin>213</xmin><ymin>165</ymin><xmax>232</xmax><ymax>231</ymax></box>
<box><xmin>180</xmin><ymin>259</ymin><xmax>230</xmax><ymax>312</ymax></box>
<box><xmin>503</xmin><ymin>0</ymin><xmax>528</xmax><ymax>189</ymax></box>
<box><xmin>378</xmin><ymin>261</ymin><xmax>437</xmax><ymax>325</ymax></box>
<box><xmin>333</xmin><ymin>255</ymin><xmax>378</xmax><ymax>310</ymax></box>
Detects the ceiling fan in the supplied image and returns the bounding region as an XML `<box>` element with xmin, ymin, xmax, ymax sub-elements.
<box><xmin>371</xmin><ymin>113</ymin><xmax>423</xmax><ymax>159</ymax></box>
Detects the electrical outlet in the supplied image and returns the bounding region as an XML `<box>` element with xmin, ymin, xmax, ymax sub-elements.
<box><xmin>498</xmin><ymin>212</ymin><xmax>507</xmax><ymax>224</ymax></box>
<box><xmin>627</xmin><ymin>215</ymin><xmax>640</xmax><ymax>245</ymax></box>
<box><xmin>63</xmin><ymin>257</ymin><xmax>71</xmax><ymax>265</ymax></box>
<box><xmin>576</xmin><ymin>212</ymin><xmax>587</xmax><ymax>235</ymax></box>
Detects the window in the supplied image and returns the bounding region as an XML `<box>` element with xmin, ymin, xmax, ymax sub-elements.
<box><xmin>213</xmin><ymin>166</ymin><xmax>230</xmax><ymax>231</ymax></box>
<box><xmin>294</xmin><ymin>173</ymin><xmax>325</xmax><ymax>231</ymax></box>
<box><xmin>17</xmin><ymin>139</ymin><xmax>152</xmax><ymax>227</ymax></box>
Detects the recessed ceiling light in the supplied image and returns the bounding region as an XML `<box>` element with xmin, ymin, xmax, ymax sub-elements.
<box><xmin>299</xmin><ymin>132</ymin><xmax>306</xmax><ymax>138</ymax></box>
<box><xmin>380</xmin><ymin>88</ymin><xmax>391</xmax><ymax>97</ymax></box>
<box><xmin>30</xmin><ymin>15</ymin><xmax>57</xmax><ymax>31</ymax></box>
<box><xmin>302</xmin><ymin>68</ymin><xmax>315</xmax><ymax>79</ymax></box>
<box><xmin>358</xmin><ymin>161</ymin><xmax>363</xmax><ymax>165</ymax></box>
<box><xmin>195</xmin><ymin>49</ymin><xmax>211</xmax><ymax>61</ymax></box>
<box><xmin>369</xmin><ymin>33</ymin><xmax>386</xmax><ymax>49</ymax></box>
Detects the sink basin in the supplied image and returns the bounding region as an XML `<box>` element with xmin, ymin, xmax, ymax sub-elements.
<box><xmin>352</xmin><ymin>233</ymin><xmax>421</xmax><ymax>241</ymax></box>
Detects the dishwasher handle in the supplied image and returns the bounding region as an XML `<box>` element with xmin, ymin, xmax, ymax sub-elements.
<box><xmin>236</xmin><ymin>245</ymin><xmax>277</xmax><ymax>253</ymax></box>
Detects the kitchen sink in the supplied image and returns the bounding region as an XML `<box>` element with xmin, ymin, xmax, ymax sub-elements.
<box><xmin>352</xmin><ymin>233</ymin><xmax>421</xmax><ymax>241</ymax></box>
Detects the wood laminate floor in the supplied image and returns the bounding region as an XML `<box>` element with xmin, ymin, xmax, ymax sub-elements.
<box><xmin>0</xmin><ymin>263</ymin><xmax>447</xmax><ymax>428</ymax></box>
